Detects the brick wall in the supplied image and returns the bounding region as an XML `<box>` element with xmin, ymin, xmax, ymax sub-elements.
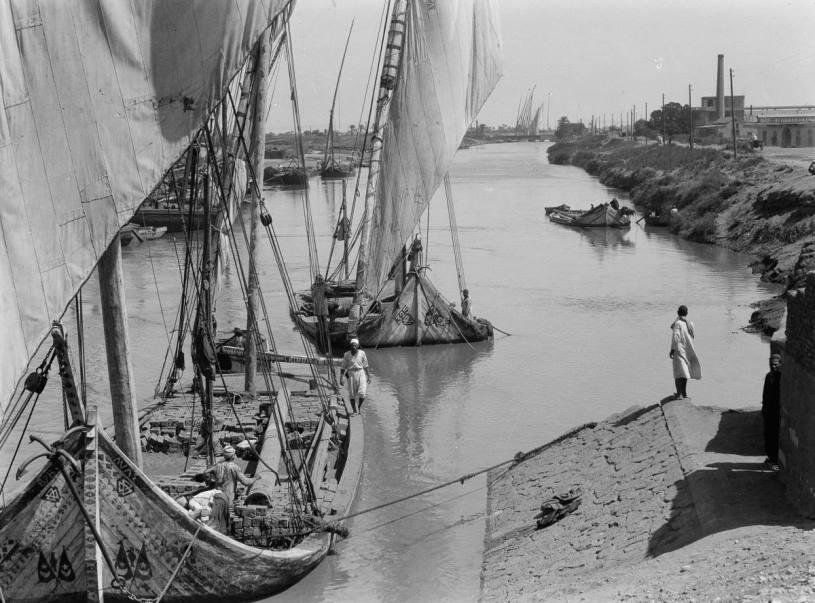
<box><xmin>779</xmin><ymin>271</ymin><xmax>815</xmax><ymax>517</ymax></box>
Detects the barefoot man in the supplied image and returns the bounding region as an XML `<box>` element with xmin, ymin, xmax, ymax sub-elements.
<box><xmin>339</xmin><ymin>338</ymin><xmax>371</xmax><ymax>414</ymax></box>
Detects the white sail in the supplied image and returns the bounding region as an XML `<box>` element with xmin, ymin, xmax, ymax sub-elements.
<box><xmin>0</xmin><ymin>0</ymin><xmax>288</xmax><ymax>423</ymax></box>
<box><xmin>363</xmin><ymin>0</ymin><xmax>502</xmax><ymax>296</ymax></box>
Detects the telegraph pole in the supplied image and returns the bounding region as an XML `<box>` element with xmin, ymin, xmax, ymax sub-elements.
<box><xmin>688</xmin><ymin>84</ymin><xmax>694</xmax><ymax>150</ymax></box>
<box><xmin>661</xmin><ymin>93</ymin><xmax>666</xmax><ymax>143</ymax></box>
<box><xmin>729</xmin><ymin>68</ymin><xmax>737</xmax><ymax>158</ymax></box>
<box><xmin>645</xmin><ymin>102</ymin><xmax>648</xmax><ymax>143</ymax></box>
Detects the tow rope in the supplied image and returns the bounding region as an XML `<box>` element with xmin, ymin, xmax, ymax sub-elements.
<box><xmin>332</xmin><ymin>422</ymin><xmax>597</xmax><ymax>527</ymax></box>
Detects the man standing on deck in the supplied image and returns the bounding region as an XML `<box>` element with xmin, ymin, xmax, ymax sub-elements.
<box><xmin>311</xmin><ymin>273</ymin><xmax>330</xmax><ymax>346</ymax></box>
<box><xmin>340</xmin><ymin>338</ymin><xmax>371</xmax><ymax>414</ymax></box>
<box><xmin>461</xmin><ymin>289</ymin><xmax>472</xmax><ymax>318</ymax></box>
<box><xmin>762</xmin><ymin>353</ymin><xmax>782</xmax><ymax>468</ymax></box>
<box><xmin>207</xmin><ymin>444</ymin><xmax>258</xmax><ymax>508</ymax></box>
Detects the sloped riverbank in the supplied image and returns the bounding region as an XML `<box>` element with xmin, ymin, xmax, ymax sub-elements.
<box><xmin>546</xmin><ymin>136</ymin><xmax>815</xmax><ymax>335</ymax></box>
<box><xmin>481</xmin><ymin>400</ymin><xmax>815</xmax><ymax>602</ymax></box>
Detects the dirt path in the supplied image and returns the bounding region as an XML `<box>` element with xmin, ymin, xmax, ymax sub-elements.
<box><xmin>760</xmin><ymin>146</ymin><xmax>814</xmax><ymax>170</ymax></box>
<box><xmin>481</xmin><ymin>398</ymin><xmax>815</xmax><ymax>602</ymax></box>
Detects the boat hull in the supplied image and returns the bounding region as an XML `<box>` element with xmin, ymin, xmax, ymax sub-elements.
<box><xmin>120</xmin><ymin>225</ymin><xmax>168</xmax><ymax>246</ymax></box>
<box><xmin>130</xmin><ymin>208</ymin><xmax>211</xmax><ymax>232</ymax></box>
<box><xmin>550</xmin><ymin>204</ymin><xmax>630</xmax><ymax>228</ymax></box>
<box><xmin>292</xmin><ymin>272</ymin><xmax>493</xmax><ymax>355</ymax></box>
<box><xmin>0</xmin><ymin>403</ymin><xmax>363</xmax><ymax>602</ymax></box>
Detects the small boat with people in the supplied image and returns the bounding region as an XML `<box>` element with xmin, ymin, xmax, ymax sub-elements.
<box><xmin>549</xmin><ymin>199</ymin><xmax>631</xmax><ymax>228</ymax></box>
<box><xmin>119</xmin><ymin>223</ymin><xmax>168</xmax><ymax>246</ymax></box>
<box><xmin>544</xmin><ymin>203</ymin><xmax>573</xmax><ymax>215</ymax></box>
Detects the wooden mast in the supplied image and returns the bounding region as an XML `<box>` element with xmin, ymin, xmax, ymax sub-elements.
<box><xmin>246</xmin><ymin>33</ymin><xmax>272</xmax><ymax>394</ymax></box>
<box><xmin>322</xmin><ymin>21</ymin><xmax>355</xmax><ymax>174</ymax></box>
<box><xmin>97</xmin><ymin>234</ymin><xmax>143</xmax><ymax>468</ymax></box>
<box><xmin>353</xmin><ymin>0</ymin><xmax>408</xmax><ymax>314</ymax></box>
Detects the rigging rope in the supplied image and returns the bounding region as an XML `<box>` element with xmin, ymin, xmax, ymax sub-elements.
<box><xmin>331</xmin><ymin>422</ymin><xmax>599</xmax><ymax>526</ymax></box>
<box><xmin>0</xmin><ymin>347</ymin><xmax>55</xmax><ymax>500</ymax></box>
<box><xmin>323</xmin><ymin>1</ymin><xmax>391</xmax><ymax>281</ymax></box>
<box><xmin>444</xmin><ymin>173</ymin><xmax>467</xmax><ymax>295</ymax></box>
<box><xmin>283</xmin><ymin>22</ymin><xmax>320</xmax><ymax>282</ymax></box>
<box><xmin>202</xmin><ymin>122</ymin><xmax>321</xmax><ymax>515</ymax></box>
<box><xmin>74</xmin><ymin>291</ymin><xmax>87</xmax><ymax>409</ymax></box>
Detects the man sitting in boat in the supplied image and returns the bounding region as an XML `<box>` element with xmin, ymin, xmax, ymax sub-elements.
<box><xmin>186</xmin><ymin>475</ymin><xmax>222</xmax><ymax>522</ymax></box>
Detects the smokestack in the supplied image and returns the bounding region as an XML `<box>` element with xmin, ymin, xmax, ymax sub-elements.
<box><xmin>716</xmin><ymin>54</ymin><xmax>725</xmax><ymax>120</ymax></box>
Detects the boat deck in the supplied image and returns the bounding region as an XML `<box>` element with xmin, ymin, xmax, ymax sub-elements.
<box><xmin>139</xmin><ymin>372</ymin><xmax>346</xmax><ymax>547</ymax></box>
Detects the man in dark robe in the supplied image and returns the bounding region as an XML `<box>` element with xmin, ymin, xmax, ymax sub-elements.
<box><xmin>762</xmin><ymin>353</ymin><xmax>782</xmax><ymax>466</ymax></box>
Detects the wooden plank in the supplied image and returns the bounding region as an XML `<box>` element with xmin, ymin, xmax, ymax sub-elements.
<box><xmin>330</xmin><ymin>413</ymin><xmax>364</xmax><ymax>516</ymax></box>
<box><xmin>309</xmin><ymin>417</ymin><xmax>333</xmax><ymax>491</ymax></box>
<box><xmin>244</xmin><ymin>400</ymin><xmax>290</xmax><ymax>505</ymax></box>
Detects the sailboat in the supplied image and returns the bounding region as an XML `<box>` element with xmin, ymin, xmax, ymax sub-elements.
<box><xmin>0</xmin><ymin>3</ymin><xmax>361</xmax><ymax>601</ymax></box>
<box><xmin>292</xmin><ymin>0</ymin><xmax>503</xmax><ymax>353</ymax></box>
<box><xmin>320</xmin><ymin>22</ymin><xmax>355</xmax><ymax>180</ymax></box>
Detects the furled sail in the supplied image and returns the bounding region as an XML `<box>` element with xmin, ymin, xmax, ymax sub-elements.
<box><xmin>0</xmin><ymin>0</ymin><xmax>288</xmax><ymax>423</ymax></box>
<box><xmin>362</xmin><ymin>0</ymin><xmax>502</xmax><ymax>296</ymax></box>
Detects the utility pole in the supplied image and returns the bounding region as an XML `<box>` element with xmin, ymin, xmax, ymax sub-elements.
<box><xmin>688</xmin><ymin>84</ymin><xmax>694</xmax><ymax>150</ymax></box>
<box><xmin>645</xmin><ymin>102</ymin><xmax>648</xmax><ymax>144</ymax></box>
<box><xmin>729</xmin><ymin>68</ymin><xmax>737</xmax><ymax>158</ymax></box>
<box><xmin>661</xmin><ymin>93</ymin><xmax>666</xmax><ymax>144</ymax></box>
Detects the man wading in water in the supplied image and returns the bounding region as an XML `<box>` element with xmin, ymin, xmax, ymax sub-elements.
<box><xmin>340</xmin><ymin>338</ymin><xmax>371</xmax><ymax>414</ymax></box>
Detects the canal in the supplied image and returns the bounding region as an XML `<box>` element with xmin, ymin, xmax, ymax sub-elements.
<box><xmin>0</xmin><ymin>141</ymin><xmax>780</xmax><ymax>602</ymax></box>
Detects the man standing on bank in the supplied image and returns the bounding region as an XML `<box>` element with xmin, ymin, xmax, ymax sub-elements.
<box><xmin>762</xmin><ymin>353</ymin><xmax>782</xmax><ymax>467</ymax></box>
<box><xmin>669</xmin><ymin>304</ymin><xmax>701</xmax><ymax>399</ymax></box>
<box><xmin>340</xmin><ymin>338</ymin><xmax>371</xmax><ymax>414</ymax></box>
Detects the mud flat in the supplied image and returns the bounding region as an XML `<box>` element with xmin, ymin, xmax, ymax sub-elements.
<box><xmin>482</xmin><ymin>399</ymin><xmax>815</xmax><ymax>602</ymax></box>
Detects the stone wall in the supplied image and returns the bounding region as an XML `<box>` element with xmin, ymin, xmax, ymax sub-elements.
<box><xmin>779</xmin><ymin>271</ymin><xmax>815</xmax><ymax>516</ymax></box>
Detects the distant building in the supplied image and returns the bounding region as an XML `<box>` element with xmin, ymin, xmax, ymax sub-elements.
<box><xmin>691</xmin><ymin>55</ymin><xmax>745</xmax><ymax>142</ymax></box>
<box><xmin>742</xmin><ymin>107</ymin><xmax>815</xmax><ymax>148</ymax></box>
<box><xmin>691</xmin><ymin>54</ymin><xmax>814</xmax><ymax>147</ymax></box>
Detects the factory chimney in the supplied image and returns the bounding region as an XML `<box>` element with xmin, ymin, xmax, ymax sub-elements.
<box><xmin>716</xmin><ymin>54</ymin><xmax>725</xmax><ymax>120</ymax></box>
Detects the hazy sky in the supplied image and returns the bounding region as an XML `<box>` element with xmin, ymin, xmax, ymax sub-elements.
<box><xmin>267</xmin><ymin>0</ymin><xmax>815</xmax><ymax>132</ymax></box>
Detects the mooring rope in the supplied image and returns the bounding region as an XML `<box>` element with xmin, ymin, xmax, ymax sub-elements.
<box><xmin>331</xmin><ymin>422</ymin><xmax>598</xmax><ymax>526</ymax></box>
<box><xmin>154</xmin><ymin>525</ymin><xmax>203</xmax><ymax>603</ymax></box>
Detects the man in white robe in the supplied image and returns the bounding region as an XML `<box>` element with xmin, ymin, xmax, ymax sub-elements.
<box><xmin>340</xmin><ymin>338</ymin><xmax>371</xmax><ymax>413</ymax></box>
<box><xmin>669</xmin><ymin>305</ymin><xmax>701</xmax><ymax>398</ymax></box>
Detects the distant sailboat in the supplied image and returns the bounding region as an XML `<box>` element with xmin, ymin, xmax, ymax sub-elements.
<box><xmin>320</xmin><ymin>21</ymin><xmax>356</xmax><ymax>180</ymax></box>
<box><xmin>293</xmin><ymin>0</ymin><xmax>503</xmax><ymax>353</ymax></box>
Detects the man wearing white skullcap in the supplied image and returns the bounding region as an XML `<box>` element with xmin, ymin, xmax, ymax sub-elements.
<box><xmin>339</xmin><ymin>337</ymin><xmax>371</xmax><ymax>414</ymax></box>
<box><xmin>207</xmin><ymin>443</ymin><xmax>258</xmax><ymax>508</ymax></box>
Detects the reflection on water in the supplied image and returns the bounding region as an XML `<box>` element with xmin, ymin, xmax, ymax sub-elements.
<box><xmin>576</xmin><ymin>226</ymin><xmax>635</xmax><ymax>252</ymax></box>
<box><xmin>0</xmin><ymin>142</ymin><xmax>783</xmax><ymax>603</ymax></box>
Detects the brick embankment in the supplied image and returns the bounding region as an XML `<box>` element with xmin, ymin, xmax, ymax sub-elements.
<box><xmin>482</xmin><ymin>399</ymin><xmax>815</xmax><ymax>602</ymax></box>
